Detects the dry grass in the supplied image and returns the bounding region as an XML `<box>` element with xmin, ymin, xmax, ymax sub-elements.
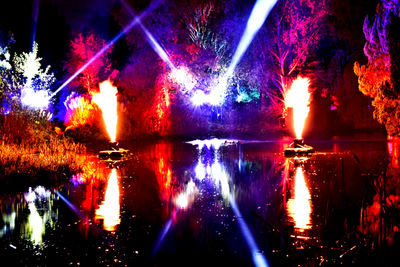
<box><xmin>0</xmin><ymin>110</ymin><xmax>89</xmax><ymax>179</ymax></box>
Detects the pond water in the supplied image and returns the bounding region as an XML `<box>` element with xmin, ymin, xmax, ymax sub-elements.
<box><xmin>1</xmin><ymin>138</ymin><xmax>399</xmax><ymax>266</ymax></box>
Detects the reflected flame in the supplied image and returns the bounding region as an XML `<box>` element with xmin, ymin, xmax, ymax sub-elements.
<box><xmin>95</xmin><ymin>169</ymin><xmax>121</xmax><ymax>231</ymax></box>
<box><xmin>285</xmin><ymin>77</ymin><xmax>311</xmax><ymax>139</ymax></box>
<box><xmin>92</xmin><ymin>80</ymin><xmax>118</xmax><ymax>142</ymax></box>
<box><xmin>287</xmin><ymin>167</ymin><xmax>312</xmax><ymax>231</ymax></box>
<box><xmin>388</xmin><ymin>136</ymin><xmax>399</xmax><ymax>168</ymax></box>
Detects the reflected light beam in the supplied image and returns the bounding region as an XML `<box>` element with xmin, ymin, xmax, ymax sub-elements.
<box><xmin>189</xmin><ymin>139</ymin><xmax>269</xmax><ymax>267</ymax></box>
<box><xmin>230</xmin><ymin>197</ymin><xmax>269</xmax><ymax>267</ymax></box>
<box><xmin>56</xmin><ymin>190</ymin><xmax>120</xmax><ymax>247</ymax></box>
<box><xmin>56</xmin><ymin>191</ymin><xmax>90</xmax><ymax>222</ymax></box>
<box><xmin>152</xmin><ymin>210</ymin><xmax>176</xmax><ymax>257</ymax></box>
<box><xmin>50</xmin><ymin>1</ymin><xmax>160</xmax><ymax>99</ymax></box>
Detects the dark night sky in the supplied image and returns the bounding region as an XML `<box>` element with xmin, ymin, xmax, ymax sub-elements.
<box><xmin>0</xmin><ymin>0</ymin><xmax>385</xmax><ymax>135</ymax></box>
<box><xmin>0</xmin><ymin>0</ymin><xmax>378</xmax><ymax>68</ymax></box>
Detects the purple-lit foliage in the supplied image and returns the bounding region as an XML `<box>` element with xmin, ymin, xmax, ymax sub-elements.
<box><xmin>265</xmin><ymin>0</ymin><xmax>328</xmax><ymax>117</ymax></box>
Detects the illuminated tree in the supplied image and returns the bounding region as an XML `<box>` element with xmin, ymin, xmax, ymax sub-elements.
<box><xmin>354</xmin><ymin>0</ymin><xmax>400</xmax><ymax>136</ymax></box>
<box><xmin>13</xmin><ymin>42</ymin><xmax>56</xmax><ymax>94</ymax></box>
<box><xmin>65</xmin><ymin>33</ymin><xmax>112</xmax><ymax>94</ymax></box>
<box><xmin>0</xmin><ymin>45</ymin><xmax>16</xmax><ymax>113</ymax></box>
<box><xmin>266</xmin><ymin>0</ymin><xmax>328</xmax><ymax>114</ymax></box>
<box><xmin>1</xmin><ymin>41</ymin><xmax>55</xmax><ymax>112</ymax></box>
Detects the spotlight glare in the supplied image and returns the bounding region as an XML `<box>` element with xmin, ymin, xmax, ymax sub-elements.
<box><xmin>21</xmin><ymin>88</ymin><xmax>50</xmax><ymax>109</ymax></box>
<box><xmin>194</xmin><ymin>0</ymin><xmax>278</xmax><ymax>107</ymax></box>
<box><xmin>169</xmin><ymin>67</ymin><xmax>197</xmax><ymax>93</ymax></box>
<box><xmin>191</xmin><ymin>90</ymin><xmax>207</xmax><ymax>106</ymax></box>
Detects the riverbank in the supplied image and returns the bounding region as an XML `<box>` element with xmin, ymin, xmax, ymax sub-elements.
<box><xmin>0</xmin><ymin>110</ymin><xmax>89</xmax><ymax>192</ymax></box>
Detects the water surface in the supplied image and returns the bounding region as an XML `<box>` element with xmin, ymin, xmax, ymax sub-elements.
<box><xmin>1</xmin><ymin>139</ymin><xmax>399</xmax><ymax>266</ymax></box>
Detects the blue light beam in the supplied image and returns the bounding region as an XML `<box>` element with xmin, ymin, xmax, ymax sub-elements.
<box><xmin>194</xmin><ymin>0</ymin><xmax>278</xmax><ymax>106</ymax></box>
<box><xmin>152</xmin><ymin>210</ymin><xmax>176</xmax><ymax>257</ymax></box>
<box><xmin>226</xmin><ymin>0</ymin><xmax>278</xmax><ymax>79</ymax></box>
<box><xmin>31</xmin><ymin>0</ymin><xmax>40</xmax><ymax>49</ymax></box>
<box><xmin>120</xmin><ymin>0</ymin><xmax>176</xmax><ymax>70</ymax></box>
<box><xmin>50</xmin><ymin>1</ymin><xmax>160</xmax><ymax>99</ymax></box>
<box><xmin>229</xmin><ymin>195</ymin><xmax>269</xmax><ymax>267</ymax></box>
<box><xmin>56</xmin><ymin>191</ymin><xmax>90</xmax><ymax>221</ymax></box>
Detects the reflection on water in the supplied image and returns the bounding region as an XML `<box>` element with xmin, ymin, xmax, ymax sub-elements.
<box><xmin>175</xmin><ymin>180</ymin><xmax>197</xmax><ymax>209</ymax></box>
<box><xmin>188</xmin><ymin>139</ymin><xmax>269</xmax><ymax>267</ymax></box>
<box><xmin>94</xmin><ymin>169</ymin><xmax>121</xmax><ymax>231</ymax></box>
<box><xmin>0</xmin><ymin>186</ymin><xmax>57</xmax><ymax>246</ymax></box>
<box><xmin>1</xmin><ymin>139</ymin><xmax>400</xmax><ymax>266</ymax></box>
<box><xmin>287</xmin><ymin>166</ymin><xmax>312</xmax><ymax>231</ymax></box>
<box><xmin>360</xmin><ymin>137</ymin><xmax>400</xmax><ymax>246</ymax></box>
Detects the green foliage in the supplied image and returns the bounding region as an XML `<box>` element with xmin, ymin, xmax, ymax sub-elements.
<box><xmin>235</xmin><ymin>85</ymin><xmax>260</xmax><ymax>103</ymax></box>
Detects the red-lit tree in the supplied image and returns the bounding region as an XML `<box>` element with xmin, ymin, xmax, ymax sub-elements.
<box><xmin>64</xmin><ymin>33</ymin><xmax>112</xmax><ymax>94</ymax></box>
<box><xmin>354</xmin><ymin>0</ymin><xmax>400</xmax><ymax>136</ymax></box>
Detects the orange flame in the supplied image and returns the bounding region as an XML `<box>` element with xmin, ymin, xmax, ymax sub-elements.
<box><xmin>287</xmin><ymin>166</ymin><xmax>312</xmax><ymax>231</ymax></box>
<box><xmin>285</xmin><ymin>77</ymin><xmax>311</xmax><ymax>139</ymax></box>
<box><xmin>92</xmin><ymin>80</ymin><xmax>118</xmax><ymax>142</ymax></box>
<box><xmin>95</xmin><ymin>169</ymin><xmax>120</xmax><ymax>231</ymax></box>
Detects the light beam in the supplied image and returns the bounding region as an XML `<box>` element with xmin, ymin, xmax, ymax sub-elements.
<box><xmin>120</xmin><ymin>0</ymin><xmax>175</xmax><ymax>70</ymax></box>
<box><xmin>50</xmin><ymin>1</ymin><xmax>160</xmax><ymax>99</ymax></box>
<box><xmin>121</xmin><ymin>0</ymin><xmax>198</xmax><ymax>94</ymax></box>
<box><xmin>31</xmin><ymin>0</ymin><xmax>40</xmax><ymax>49</ymax></box>
<box><xmin>192</xmin><ymin>0</ymin><xmax>278</xmax><ymax>106</ymax></box>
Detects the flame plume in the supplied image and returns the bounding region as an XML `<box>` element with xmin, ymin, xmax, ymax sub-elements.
<box><xmin>285</xmin><ymin>77</ymin><xmax>311</xmax><ymax>139</ymax></box>
<box><xmin>92</xmin><ymin>80</ymin><xmax>118</xmax><ymax>142</ymax></box>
